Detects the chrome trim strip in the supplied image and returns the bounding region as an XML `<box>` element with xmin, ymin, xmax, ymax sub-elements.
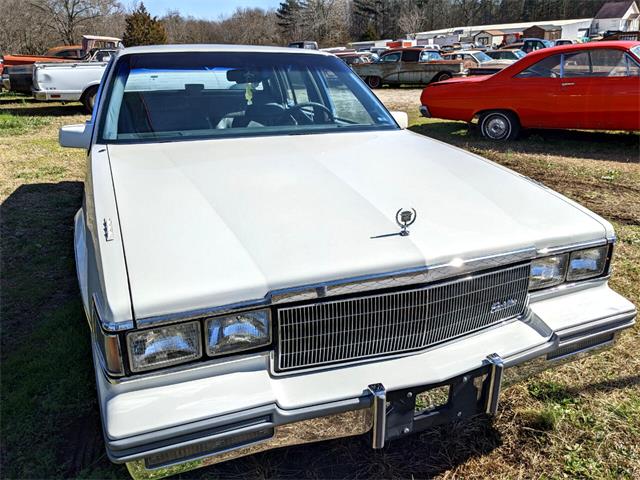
<box><xmin>535</xmin><ymin>237</ymin><xmax>612</xmax><ymax>256</ymax></box>
<box><xmin>94</xmin><ymin>294</ymin><xmax>135</xmax><ymax>332</ymax></box>
<box><xmin>528</xmin><ymin>276</ymin><xmax>610</xmax><ymax>302</ymax></box>
<box><xmin>135</xmin><ymin>247</ymin><xmax>537</xmax><ymax>330</ymax></box>
<box><xmin>103</xmin><ymin>238</ymin><xmax>611</xmax><ymax>333</ymax></box>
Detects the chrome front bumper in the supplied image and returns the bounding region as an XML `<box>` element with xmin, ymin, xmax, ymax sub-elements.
<box><xmin>99</xmin><ymin>284</ymin><xmax>635</xmax><ymax>480</ymax></box>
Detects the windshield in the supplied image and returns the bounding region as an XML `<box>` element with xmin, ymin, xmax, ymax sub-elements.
<box><xmin>99</xmin><ymin>52</ymin><xmax>396</xmax><ymax>143</ymax></box>
<box><xmin>631</xmin><ymin>45</ymin><xmax>640</xmax><ymax>60</ymax></box>
<box><xmin>420</xmin><ymin>51</ymin><xmax>444</xmax><ymax>62</ymax></box>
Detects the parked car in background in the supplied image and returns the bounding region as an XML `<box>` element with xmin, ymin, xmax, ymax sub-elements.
<box><xmin>420</xmin><ymin>41</ymin><xmax>640</xmax><ymax>140</ymax></box>
<box><xmin>335</xmin><ymin>51</ymin><xmax>373</xmax><ymax>66</ymax></box>
<box><xmin>32</xmin><ymin>49</ymin><xmax>116</xmax><ymax>111</ymax></box>
<box><xmin>554</xmin><ymin>39</ymin><xmax>576</xmax><ymax>46</ymax></box>
<box><xmin>353</xmin><ymin>47</ymin><xmax>463</xmax><ymax>87</ymax></box>
<box><xmin>443</xmin><ymin>50</ymin><xmax>515</xmax><ymax>75</ymax></box>
<box><xmin>288</xmin><ymin>41</ymin><xmax>318</xmax><ymax>49</ymax></box>
<box><xmin>486</xmin><ymin>49</ymin><xmax>526</xmax><ymax>61</ymax></box>
<box><xmin>2</xmin><ymin>36</ymin><xmax>121</xmax><ymax>95</ymax></box>
<box><xmin>59</xmin><ymin>44</ymin><xmax>635</xmax><ymax>480</ymax></box>
<box><xmin>521</xmin><ymin>38</ymin><xmax>554</xmax><ymax>53</ymax></box>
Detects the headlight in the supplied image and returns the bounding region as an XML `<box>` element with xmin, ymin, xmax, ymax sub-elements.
<box><xmin>529</xmin><ymin>254</ymin><xmax>568</xmax><ymax>290</ymax></box>
<box><xmin>127</xmin><ymin>321</ymin><xmax>201</xmax><ymax>372</ymax></box>
<box><xmin>567</xmin><ymin>246</ymin><xmax>607</xmax><ymax>281</ymax></box>
<box><xmin>206</xmin><ymin>309</ymin><xmax>271</xmax><ymax>356</ymax></box>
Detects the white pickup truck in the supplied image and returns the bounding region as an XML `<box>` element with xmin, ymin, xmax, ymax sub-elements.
<box><xmin>32</xmin><ymin>49</ymin><xmax>115</xmax><ymax>112</ymax></box>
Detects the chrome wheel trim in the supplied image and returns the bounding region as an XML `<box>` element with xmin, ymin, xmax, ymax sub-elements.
<box><xmin>483</xmin><ymin>114</ymin><xmax>511</xmax><ymax>140</ymax></box>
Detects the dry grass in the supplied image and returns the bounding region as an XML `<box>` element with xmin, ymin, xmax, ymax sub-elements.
<box><xmin>1</xmin><ymin>91</ymin><xmax>639</xmax><ymax>480</ymax></box>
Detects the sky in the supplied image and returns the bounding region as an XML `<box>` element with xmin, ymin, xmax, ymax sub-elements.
<box><xmin>142</xmin><ymin>0</ymin><xmax>282</xmax><ymax>20</ymax></box>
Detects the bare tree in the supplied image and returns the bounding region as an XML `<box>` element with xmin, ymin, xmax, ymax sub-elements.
<box><xmin>30</xmin><ymin>0</ymin><xmax>121</xmax><ymax>45</ymax></box>
<box><xmin>397</xmin><ymin>0</ymin><xmax>425</xmax><ymax>36</ymax></box>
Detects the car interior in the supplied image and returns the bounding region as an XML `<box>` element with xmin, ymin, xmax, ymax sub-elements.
<box><xmin>103</xmin><ymin>56</ymin><xmax>391</xmax><ymax>142</ymax></box>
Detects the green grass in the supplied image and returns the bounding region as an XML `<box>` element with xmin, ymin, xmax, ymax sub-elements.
<box><xmin>0</xmin><ymin>111</ymin><xmax>50</xmax><ymax>135</ymax></box>
<box><xmin>1</xmin><ymin>95</ymin><xmax>639</xmax><ymax>479</ymax></box>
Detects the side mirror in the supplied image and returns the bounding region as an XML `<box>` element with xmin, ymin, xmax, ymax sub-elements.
<box><xmin>390</xmin><ymin>111</ymin><xmax>408</xmax><ymax>129</ymax></box>
<box><xmin>59</xmin><ymin>123</ymin><xmax>92</xmax><ymax>149</ymax></box>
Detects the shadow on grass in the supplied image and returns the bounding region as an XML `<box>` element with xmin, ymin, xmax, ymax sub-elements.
<box><xmin>410</xmin><ymin>121</ymin><xmax>640</xmax><ymax>164</ymax></box>
<box><xmin>1</xmin><ymin>104</ymin><xmax>85</xmax><ymax>117</ymax></box>
<box><xmin>0</xmin><ymin>181</ymin><xmax>120</xmax><ymax>478</ymax></box>
<box><xmin>198</xmin><ymin>415</ymin><xmax>501</xmax><ymax>479</ymax></box>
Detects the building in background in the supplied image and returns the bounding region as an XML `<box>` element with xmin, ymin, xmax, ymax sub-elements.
<box><xmin>414</xmin><ymin>19</ymin><xmax>593</xmax><ymax>46</ymax></box>
<box><xmin>591</xmin><ymin>0</ymin><xmax>640</xmax><ymax>36</ymax></box>
<box><xmin>473</xmin><ymin>30</ymin><xmax>505</xmax><ymax>47</ymax></box>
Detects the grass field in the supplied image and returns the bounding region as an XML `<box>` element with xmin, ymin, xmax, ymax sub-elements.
<box><xmin>1</xmin><ymin>90</ymin><xmax>639</xmax><ymax>480</ymax></box>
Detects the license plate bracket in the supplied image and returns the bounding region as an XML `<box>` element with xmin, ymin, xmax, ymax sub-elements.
<box><xmin>369</xmin><ymin>353</ymin><xmax>504</xmax><ymax>447</ymax></box>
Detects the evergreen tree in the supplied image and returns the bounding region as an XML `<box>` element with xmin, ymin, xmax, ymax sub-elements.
<box><xmin>276</xmin><ymin>0</ymin><xmax>307</xmax><ymax>41</ymax></box>
<box><xmin>122</xmin><ymin>2</ymin><xmax>167</xmax><ymax>47</ymax></box>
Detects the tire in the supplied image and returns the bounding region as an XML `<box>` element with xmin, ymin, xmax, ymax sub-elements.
<box><xmin>366</xmin><ymin>76</ymin><xmax>382</xmax><ymax>89</ymax></box>
<box><xmin>433</xmin><ymin>72</ymin><xmax>452</xmax><ymax>82</ymax></box>
<box><xmin>479</xmin><ymin>110</ymin><xmax>520</xmax><ymax>141</ymax></box>
<box><xmin>81</xmin><ymin>85</ymin><xmax>98</xmax><ymax>114</ymax></box>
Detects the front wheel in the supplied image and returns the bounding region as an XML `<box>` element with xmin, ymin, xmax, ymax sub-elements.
<box><xmin>479</xmin><ymin>111</ymin><xmax>520</xmax><ymax>141</ymax></box>
<box><xmin>366</xmin><ymin>76</ymin><xmax>382</xmax><ymax>89</ymax></box>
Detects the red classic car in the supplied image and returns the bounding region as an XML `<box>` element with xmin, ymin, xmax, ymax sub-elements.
<box><xmin>420</xmin><ymin>41</ymin><xmax>640</xmax><ymax>141</ymax></box>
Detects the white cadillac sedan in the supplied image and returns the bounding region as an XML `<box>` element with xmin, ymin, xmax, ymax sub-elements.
<box><xmin>60</xmin><ymin>45</ymin><xmax>636</xmax><ymax>479</ymax></box>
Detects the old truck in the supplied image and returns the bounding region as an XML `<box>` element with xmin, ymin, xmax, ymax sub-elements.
<box><xmin>32</xmin><ymin>48</ymin><xmax>116</xmax><ymax>112</ymax></box>
<box><xmin>352</xmin><ymin>47</ymin><xmax>463</xmax><ymax>88</ymax></box>
<box><xmin>2</xmin><ymin>36</ymin><xmax>121</xmax><ymax>94</ymax></box>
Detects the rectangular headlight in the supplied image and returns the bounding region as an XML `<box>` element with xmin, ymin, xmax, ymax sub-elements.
<box><xmin>206</xmin><ymin>309</ymin><xmax>271</xmax><ymax>357</ymax></box>
<box><xmin>529</xmin><ymin>254</ymin><xmax>568</xmax><ymax>290</ymax></box>
<box><xmin>127</xmin><ymin>321</ymin><xmax>201</xmax><ymax>373</ymax></box>
<box><xmin>567</xmin><ymin>246</ymin><xmax>607</xmax><ymax>282</ymax></box>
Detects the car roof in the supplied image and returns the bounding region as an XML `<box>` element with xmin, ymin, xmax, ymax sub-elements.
<box><xmin>524</xmin><ymin>40</ymin><xmax>640</xmax><ymax>60</ymax></box>
<box><xmin>119</xmin><ymin>44</ymin><xmax>331</xmax><ymax>57</ymax></box>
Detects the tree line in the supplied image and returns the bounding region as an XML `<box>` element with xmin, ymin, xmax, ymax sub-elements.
<box><xmin>0</xmin><ymin>0</ymin><xmax>608</xmax><ymax>54</ymax></box>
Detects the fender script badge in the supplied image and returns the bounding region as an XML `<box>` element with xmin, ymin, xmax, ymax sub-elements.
<box><xmin>371</xmin><ymin>208</ymin><xmax>417</xmax><ymax>239</ymax></box>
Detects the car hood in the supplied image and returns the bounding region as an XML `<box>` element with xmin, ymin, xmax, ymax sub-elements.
<box><xmin>107</xmin><ymin>130</ymin><xmax>608</xmax><ymax>319</ymax></box>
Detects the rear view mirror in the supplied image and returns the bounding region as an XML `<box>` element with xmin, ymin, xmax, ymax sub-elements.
<box><xmin>390</xmin><ymin>111</ymin><xmax>408</xmax><ymax>129</ymax></box>
<box><xmin>59</xmin><ymin>123</ymin><xmax>92</xmax><ymax>149</ymax></box>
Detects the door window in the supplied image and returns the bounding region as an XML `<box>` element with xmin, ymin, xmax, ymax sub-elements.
<box><xmin>590</xmin><ymin>49</ymin><xmax>626</xmax><ymax>76</ymax></box>
<box><xmin>516</xmin><ymin>54</ymin><xmax>562</xmax><ymax>78</ymax></box>
<box><xmin>381</xmin><ymin>52</ymin><xmax>401</xmax><ymax>63</ymax></box>
<box><xmin>561</xmin><ymin>52</ymin><xmax>591</xmax><ymax>77</ymax></box>
<box><xmin>401</xmin><ymin>50</ymin><xmax>420</xmax><ymax>62</ymax></box>
<box><xmin>626</xmin><ymin>55</ymin><xmax>640</xmax><ymax>76</ymax></box>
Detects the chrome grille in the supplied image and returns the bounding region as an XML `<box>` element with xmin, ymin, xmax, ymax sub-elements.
<box><xmin>276</xmin><ymin>263</ymin><xmax>530</xmax><ymax>371</ymax></box>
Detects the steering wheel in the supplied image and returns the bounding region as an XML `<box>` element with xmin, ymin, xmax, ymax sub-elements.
<box><xmin>287</xmin><ymin>102</ymin><xmax>335</xmax><ymax>124</ymax></box>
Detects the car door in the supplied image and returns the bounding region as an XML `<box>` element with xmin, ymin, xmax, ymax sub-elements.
<box><xmin>378</xmin><ymin>52</ymin><xmax>401</xmax><ymax>83</ymax></box>
<box><xmin>511</xmin><ymin>53</ymin><xmax>563</xmax><ymax>128</ymax></box>
<box><xmin>580</xmin><ymin>48</ymin><xmax>640</xmax><ymax>130</ymax></box>
<box><xmin>397</xmin><ymin>50</ymin><xmax>422</xmax><ymax>84</ymax></box>
<box><xmin>555</xmin><ymin>50</ymin><xmax>593</xmax><ymax>129</ymax></box>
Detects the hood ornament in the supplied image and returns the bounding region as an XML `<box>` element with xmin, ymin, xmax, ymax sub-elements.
<box><xmin>395</xmin><ymin>208</ymin><xmax>417</xmax><ymax>236</ymax></box>
<box><xmin>371</xmin><ymin>207</ymin><xmax>417</xmax><ymax>239</ymax></box>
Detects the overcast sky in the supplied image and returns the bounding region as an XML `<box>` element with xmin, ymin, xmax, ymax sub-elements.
<box><xmin>143</xmin><ymin>0</ymin><xmax>282</xmax><ymax>20</ymax></box>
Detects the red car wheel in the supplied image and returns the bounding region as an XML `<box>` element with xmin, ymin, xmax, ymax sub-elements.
<box><xmin>479</xmin><ymin>111</ymin><xmax>520</xmax><ymax>141</ymax></box>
